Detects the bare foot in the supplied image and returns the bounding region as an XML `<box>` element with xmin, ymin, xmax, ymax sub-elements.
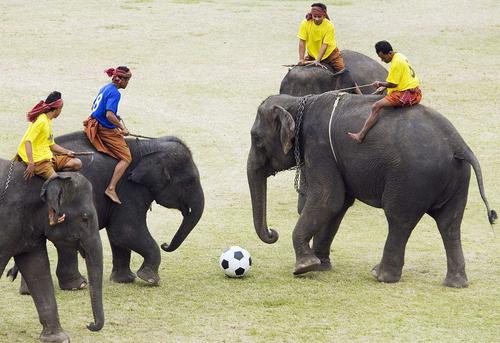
<box><xmin>105</xmin><ymin>188</ymin><xmax>122</xmax><ymax>204</ymax></box>
<box><xmin>347</xmin><ymin>132</ymin><xmax>364</xmax><ymax>143</ymax></box>
<box><xmin>49</xmin><ymin>213</ymin><xmax>66</xmax><ymax>226</ymax></box>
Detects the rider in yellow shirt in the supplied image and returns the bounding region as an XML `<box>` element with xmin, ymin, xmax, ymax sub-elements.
<box><xmin>16</xmin><ymin>91</ymin><xmax>82</xmax><ymax>225</ymax></box>
<box><xmin>297</xmin><ymin>3</ymin><xmax>342</xmax><ymax>70</ymax></box>
<box><xmin>297</xmin><ymin>3</ymin><xmax>360</xmax><ymax>93</ymax></box>
<box><xmin>348</xmin><ymin>41</ymin><xmax>423</xmax><ymax>143</ymax></box>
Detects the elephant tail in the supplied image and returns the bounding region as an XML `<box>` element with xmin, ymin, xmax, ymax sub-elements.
<box><xmin>455</xmin><ymin>148</ymin><xmax>497</xmax><ymax>226</ymax></box>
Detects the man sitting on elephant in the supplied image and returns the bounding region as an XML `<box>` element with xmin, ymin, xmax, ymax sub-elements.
<box><xmin>348</xmin><ymin>41</ymin><xmax>423</xmax><ymax>143</ymax></box>
<box><xmin>15</xmin><ymin>91</ymin><xmax>82</xmax><ymax>225</ymax></box>
<box><xmin>84</xmin><ymin>66</ymin><xmax>132</xmax><ymax>204</ymax></box>
<box><xmin>297</xmin><ymin>3</ymin><xmax>361</xmax><ymax>94</ymax></box>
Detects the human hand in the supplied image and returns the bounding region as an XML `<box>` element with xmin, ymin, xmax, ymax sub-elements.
<box><xmin>24</xmin><ymin>162</ymin><xmax>35</xmax><ymax>180</ymax></box>
<box><xmin>372</xmin><ymin>86</ymin><xmax>386</xmax><ymax>95</ymax></box>
<box><xmin>312</xmin><ymin>60</ymin><xmax>327</xmax><ymax>69</ymax></box>
<box><xmin>298</xmin><ymin>59</ymin><xmax>306</xmax><ymax>66</ymax></box>
<box><xmin>65</xmin><ymin>150</ymin><xmax>75</xmax><ymax>157</ymax></box>
<box><xmin>121</xmin><ymin>128</ymin><xmax>130</xmax><ymax>136</ymax></box>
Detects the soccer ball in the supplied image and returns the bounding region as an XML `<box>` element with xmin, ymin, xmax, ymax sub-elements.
<box><xmin>219</xmin><ymin>246</ymin><xmax>252</xmax><ymax>278</ymax></box>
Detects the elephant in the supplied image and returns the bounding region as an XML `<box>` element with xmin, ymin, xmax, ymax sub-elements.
<box><xmin>247</xmin><ymin>91</ymin><xmax>496</xmax><ymax>288</ymax></box>
<box><xmin>41</xmin><ymin>132</ymin><xmax>204</xmax><ymax>289</ymax></box>
<box><xmin>279</xmin><ymin>50</ymin><xmax>388</xmax><ymax>96</ymax></box>
<box><xmin>0</xmin><ymin>163</ymin><xmax>103</xmax><ymax>343</ymax></box>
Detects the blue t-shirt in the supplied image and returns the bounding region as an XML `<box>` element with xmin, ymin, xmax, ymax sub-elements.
<box><xmin>90</xmin><ymin>83</ymin><xmax>121</xmax><ymax>129</ymax></box>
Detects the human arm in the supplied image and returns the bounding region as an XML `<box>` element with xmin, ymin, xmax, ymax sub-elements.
<box><xmin>50</xmin><ymin>144</ymin><xmax>74</xmax><ymax>157</ymax></box>
<box><xmin>298</xmin><ymin>39</ymin><xmax>306</xmax><ymax>65</ymax></box>
<box><xmin>23</xmin><ymin>141</ymin><xmax>35</xmax><ymax>180</ymax></box>
<box><xmin>105</xmin><ymin>110</ymin><xmax>129</xmax><ymax>136</ymax></box>
<box><xmin>371</xmin><ymin>80</ymin><xmax>397</xmax><ymax>94</ymax></box>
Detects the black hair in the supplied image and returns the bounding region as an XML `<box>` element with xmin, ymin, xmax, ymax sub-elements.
<box><xmin>45</xmin><ymin>91</ymin><xmax>62</xmax><ymax>104</ymax></box>
<box><xmin>311</xmin><ymin>3</ymin><xmax>327</xmax><ymax>11</ymax></box>
<box><xmin>116</xmin><ymin>66</ymin><xmax>130</xmax><ymax>73</ymax></box>
<box><xmin>375</xmin><ymin>41</ymin><xmax>393</xmax><ymax>54</ymax></box>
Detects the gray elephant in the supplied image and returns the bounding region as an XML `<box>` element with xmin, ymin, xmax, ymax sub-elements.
<box><xmin>247</xmin><ymin>91</ymin><xmax>496</xmax><ymax>287</ymax></box>
<box><xmin>0</xmin><ymin>162</ymin><xmax>103</xmax><ymax>343</ymax></box>
<box><xmin>41</xmin><ymin>132</ymin><xmax>205</xmax><ymax>290</ymax></box>
<box><xmin>280</xmin><ymin>50</ymin><xmax>388</xmax><ymax>96</ymax></box>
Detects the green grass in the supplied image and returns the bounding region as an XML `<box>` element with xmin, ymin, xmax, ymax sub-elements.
<box><xmin>0</xmin><ymin>1</ymin><xmax>499</xmax><ymax>342</ymax></box>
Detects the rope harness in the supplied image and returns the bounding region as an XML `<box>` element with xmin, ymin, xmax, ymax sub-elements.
<box><xmin>293</xmin><ymin>95</ymin><xmax>311</xmax><ymax>194</ymax></box>
<box><xmin>328</xmin><ymin>92</ymin><xmax>347</xmax><ymax>163</ymax></box>
<box><xmin>0</xmin><ymin>160</ymin><xmax>15</xmax><ymax>205</ymax></box>
<box><xmin>292</xmin><ymin>92</ymin><xmax>346</xmax><ymax>194</ymax></box>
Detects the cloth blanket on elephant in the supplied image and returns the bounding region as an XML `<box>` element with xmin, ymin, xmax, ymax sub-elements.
<box><xmin>83</xmin><ymin>117</ymin><xmax>132</xmax><ymax>162</ymax></box>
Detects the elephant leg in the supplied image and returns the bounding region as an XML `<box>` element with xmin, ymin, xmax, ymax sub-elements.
<box><xmin>14</xmin><ymin>247</ymin><xmax>70</xmax><ymax>343</ymax></box>
<box><xmin>109</xmin><ymin>241</ymin><xmax>136</xmax><ymax>283</ymax></box>
<box><xmin>373</xmin><ymin>211</ymin><xmax>423</xmax><ymax>283</ymax></box>
<box><xmin>55</xmin><ymin>247</ymin><xmax>87</xmax><ymax>291</ymax></box>
<box><xmin>428</xmin><ymin>192</ymin><xmax>468</xmax><ymax>288</ymax></box>
<box><xmin>108</xmin><ymin>225</ymin><xmax>161</xmax><ymax>285</ymax></box>
<box><xmin>312</xmin><ymin>196</ymin><xmax>354</xmax><ymax>271</ymax></box>
<box><xmin>293</xmin><ymin>205</ymin><xmax>339</xmax><ymax>275</ymax></box>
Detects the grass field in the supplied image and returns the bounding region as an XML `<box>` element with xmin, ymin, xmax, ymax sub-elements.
<box><xmin>0</xmin><ymin>1</ymin><xmax>499</xmax><ymax>342</ymax></box>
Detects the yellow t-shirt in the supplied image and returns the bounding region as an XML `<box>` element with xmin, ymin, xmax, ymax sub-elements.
<box><xmin>386</xmin><ymin>52</ymin><xmax>420</xmax><ymax>95</ymax></box>
<box><xmin>17</xmin><ymin>114</ymin><xmax>54</xmax><ymax>162</ymax></box>
<box><xmin>297</xmin><ymin>18</ymin><xmax>336</xmax><ymax>60</ymax></box>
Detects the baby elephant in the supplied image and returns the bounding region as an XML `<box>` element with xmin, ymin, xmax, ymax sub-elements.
<box><xmin>0</xmin><ymin>159</ymin><xmax>103</xmax><ymax>343</ymax></box>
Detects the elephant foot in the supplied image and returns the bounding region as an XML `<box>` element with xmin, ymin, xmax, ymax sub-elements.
<box><xmin>110</xmin><ymin>270</ymin><xmax>137</xmax><ymax>283</ymax></box>
<box><xmin>40</xmin><ymin>329</ymin><xmax>70</xmax><ymax>343</ymax></box>
<box><xmin>19</xmin><ymin>279</ymin><xmax>30</xmax><ymax>295</ymax></box>
<box><xmin>443</xmin><ymin>272</ymin><xmax>468</xmax><ymax>288</ymax></box>
<box><xmin>137</xmin><ymin>266</ymin><xmax>160</xmax><ymax>285</ymax></box>
<box><xmin>317</xmin><ymin>258</ymin><xmax>333</xmax><ymax>272</ymax></box>
<box><xmin>293</xmin><ymin>255</ymin><xmax>321</xmax><ymax>275</ymax></box>
<box><xmin>371</xmin><ymin>264</ymin><xmax>401</xmax><ymax>283</ymax></box>
<box><xmin>59</xmin><ymin>276</ymin><xmax>87</xmax><ymax>291</ymax></box>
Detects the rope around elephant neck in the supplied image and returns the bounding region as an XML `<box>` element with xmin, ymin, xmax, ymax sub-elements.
<box><xmin>336</xmin><ymin>83</ymin><xmax>374</xmax><ymax>92</ymax></box>
<box><xmin>0</xmin><ymin>160</ymin><xmax>15</xmax><ymax>205</ymax></box>
<box><xmin>328</xmin><ymin>93</ymin><xmax>347</xmax><ymax>164</ymax></box>
<box><xmin>293</xmin><ymin>95</ymin><xmax>311</xmax><ymax>194</ymax></box>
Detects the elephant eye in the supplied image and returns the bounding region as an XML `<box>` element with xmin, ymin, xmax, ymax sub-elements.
<box><xmin>81</xmin><ymin>212</ymin><xmax>89</xmax><ymax>221</ymax></box>
<box><xmin>252</xmin><ymin>134</ymin><xmax>264</xmax><ymax>149</ymax></box>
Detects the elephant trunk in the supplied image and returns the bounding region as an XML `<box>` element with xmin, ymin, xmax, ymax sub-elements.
<box><xmin>247</xmin><ymin>156</ymin><xmax>279</xmax><ymax>244</ymax></box>
<box><xmin>81</xmin><ymin>230</ymin><xmax>104</xmax><ymax>332</ymax></box>
<box><xmin>161</xmin><ymin>186</ymin><xmax>205</xmax><ymax>252</ymax></box>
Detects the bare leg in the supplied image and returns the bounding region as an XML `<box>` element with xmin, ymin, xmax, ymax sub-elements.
<box><xmin>62</xmin><ymin>157</ymin><xmax>82</xmax><ymax>171</ymax></box>
<box><xmin>105</xmin><ymin>159</ymin><xmax>130</xmax><ymax>204</ymax></box>
<box><xmin>348</xmin><ymin>98</ymin><xmax>392</xmax><ymax>143</ymax></box>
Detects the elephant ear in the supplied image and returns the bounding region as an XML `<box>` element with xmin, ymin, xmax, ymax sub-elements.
<box><xmin>40</xmin><ymin>175</ymin><xmax>71</xmax><ymax>216</ymax></box>
<box><xmin>40</xmin><ymin>174</ymin><xmax>71</xmax><ymax>202</ymax></box>
<box><xmin>272</xmin><ymin>105</ymin><xmax>295</xmax><ymax>154</ymax></box>
<box><xmin>128</xmin><ymin>155</ymin><xmax>171</xmax><ymax>185</ymax></box>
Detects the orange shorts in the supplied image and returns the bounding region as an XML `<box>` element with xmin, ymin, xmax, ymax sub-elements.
<box><xmin>84</xmin><ymin>117</ymin><xmax>132</xmax><ymax>162</ymax></box>
<box><xmin>15</xmin><ymin>155</ymin><xmax>72</xmax><ymax>179</ymax></box>
<box><xmin>385</xmin><ymin>88</ymin><xmax>422</xmax><ymax>107</ymax></box>
<box><xmin>306</xmin><ymin>47</ymin><xmax>345</xmax><ymax>72</ymax></box>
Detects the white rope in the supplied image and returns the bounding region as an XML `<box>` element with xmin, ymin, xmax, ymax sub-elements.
<box><xmin>328</xmin><ymin>93</ymin><xmax>346</xmax><ymax>163</ymax></box>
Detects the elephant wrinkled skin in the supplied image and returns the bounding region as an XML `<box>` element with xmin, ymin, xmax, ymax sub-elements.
<box><xmin>280</xmin><ymin>50</ymin><xmax>388</xmax><ymax>96</ymax></box>
<box><xmin>0</xmin><ymin>166</ymin><xmax>103</xmax><ymax>343</ymax></box>
<box><xmin>50</xmin><ymin>132</ymin><xmax>205</xmax><ymax>288</ymax></box>
<box><xmin>247</xmin><ymin>92</ymin><xmax>496</xmax><ymax>287</ymax></box>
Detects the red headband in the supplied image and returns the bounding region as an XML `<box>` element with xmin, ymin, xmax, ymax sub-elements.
<box><xmin>306</xmin><ymin>6</ymin><xmax>329</xmax><ymax>20</ymax></box>
<box><xmin>105</xmin><ymin>67</ymin><xmax>132</xmax><ymax>84</ymax></box>
<box><xmin>26</xmin><ymin>98</ymin><xmax>64</xmax><ymax>122</ymax></box>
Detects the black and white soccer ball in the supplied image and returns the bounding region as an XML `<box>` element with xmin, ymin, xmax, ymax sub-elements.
<box><xmin>219</xmin><ymin>246</ymin><xmax>252</xmax><ymax>278</ymax></box>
